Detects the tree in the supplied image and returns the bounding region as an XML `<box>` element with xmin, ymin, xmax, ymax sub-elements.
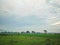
<box><xmin>26</xmin><ymin>31</ymin><xmax>30</xmax><ymax>33</ymax></box>
<box><xmin>44</xmin><ymin>30</ymin><xmax>47</xmax><ymax>34</ymax></box>
<box><xmin>32</xmin><ymin>31</ymin><xmax>35</xmax><ymax>33</ymax></box>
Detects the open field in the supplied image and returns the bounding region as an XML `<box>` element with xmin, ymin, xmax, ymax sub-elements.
<box><xmin>0</xmin><ymin>34</ymin><xmax>60</xmax><ymax>45</ymax></box>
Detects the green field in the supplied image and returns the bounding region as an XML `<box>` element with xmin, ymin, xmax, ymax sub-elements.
<box><xmin>0</xmin><ymin>34</ymin><xmax>60</xmax><ymax>45</ymax></box>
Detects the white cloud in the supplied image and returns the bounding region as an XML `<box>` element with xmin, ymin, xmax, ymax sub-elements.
<box><xmin>0</xmin><ymin>0</ymin><xmax>49</xmax><ymax>17</ymax></box>
<box><xmin>0</xmin><ymin>0</ymin><xmax>60</xmax><ymax>17</ymax></box>
<box><xmin>51</xmin><ymin>21</ymin><xmax>60</xmax><ymax>25</ymax></box>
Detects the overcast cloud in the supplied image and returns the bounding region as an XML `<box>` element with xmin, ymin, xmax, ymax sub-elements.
<box><xmin>0</xmin><ymin>0</ymin><xmax>60</xmax><ymax>33</ymax></box>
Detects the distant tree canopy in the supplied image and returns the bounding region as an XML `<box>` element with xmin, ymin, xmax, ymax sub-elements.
<box><xmin>26</xmin><ymin>31</ymin><xmax>30</xmax><ymax>33</ymax></box>
<box><xmin>44</xmin><ymin>30</ymin><xmax>47</xmax><ymax>34</ymax></box>
<box><xmin>32</xmin><ymin>31</ymin><xmax>35</xmax><ymax>33</ymax></box>
<box><xmin>21</xmin><ymin>32</ymin><xmax>25</xmax><ymax>34</ymax></box>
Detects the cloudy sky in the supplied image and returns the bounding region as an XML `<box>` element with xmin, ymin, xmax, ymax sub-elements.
<box><xmin>0</xmin><ymin>0</ymin><xmax>60</xmax><ymax>33</ymax></box>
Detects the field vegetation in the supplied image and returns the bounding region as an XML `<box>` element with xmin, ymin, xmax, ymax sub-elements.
<box><xmin>0</xmin><ymin>33</ymin><xmax>60</xmax><ymax>45</ymax></box>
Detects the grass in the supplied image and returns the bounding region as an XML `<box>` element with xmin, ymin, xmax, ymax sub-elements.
<box><xmin>0</xmin><ymin>33</ymin><xmax>60</xmax><ymax>45</ymax></box>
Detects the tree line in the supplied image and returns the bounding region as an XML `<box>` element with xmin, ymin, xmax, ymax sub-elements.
<box><xmin>0</xmin><ymin>30</ymin><xmax>47</xmax><ymax>35</ymax></box>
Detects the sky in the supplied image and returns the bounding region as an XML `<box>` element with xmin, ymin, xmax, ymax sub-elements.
<box><xmin>0</xmin><ymin>0</ymin><xmax>60</xmax><ymax>33</ymax></box>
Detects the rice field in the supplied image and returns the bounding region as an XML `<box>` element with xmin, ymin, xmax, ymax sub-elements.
<box><xmin>0</xmin><ymin>33</ymin><xmax>60</xmax><ymax>45</ymax></box>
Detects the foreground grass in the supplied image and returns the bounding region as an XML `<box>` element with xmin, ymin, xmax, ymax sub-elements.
<box><xmin>0</xmin><ymin>34</ymin><xmax>60</xmax><ymax>45</ymax></box>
